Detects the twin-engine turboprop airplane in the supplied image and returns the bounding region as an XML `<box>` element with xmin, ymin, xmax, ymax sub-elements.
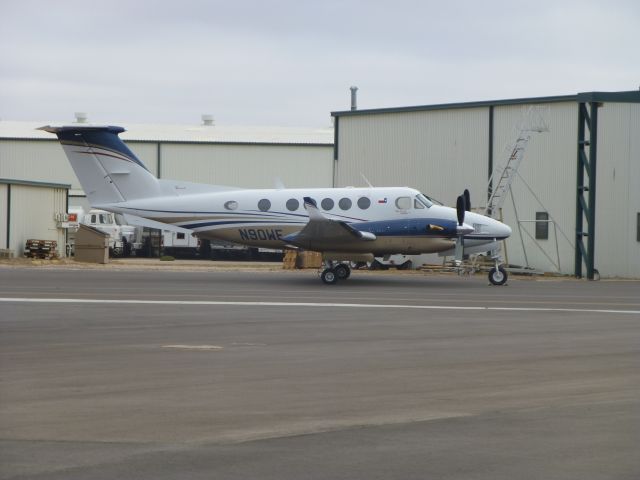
<box><xmin>42</xmin><ymin>125</ymin><xmax>512</xmax><ymax>285</ymax></box>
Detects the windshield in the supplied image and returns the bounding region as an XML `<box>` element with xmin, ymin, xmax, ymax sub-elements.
<box><xmin>415</xmin><ymin>194</ymin><xmax>434</xmax><ymax>208</ymax></box>
<box><xmin>418</xmin><ymin>193</ymin><xmax>444</xmax><ymax>206</ymax></box>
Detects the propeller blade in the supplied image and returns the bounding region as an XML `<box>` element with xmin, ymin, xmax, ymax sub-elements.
<box><xmin>463</xmin><ymin>189</ymin><xmax>471</xmax><ymax>212</ymax></box>
<box><xmin>456</xmin><ymin>195</ymin><xmax>465</xmax><ymax>226</ymax></box>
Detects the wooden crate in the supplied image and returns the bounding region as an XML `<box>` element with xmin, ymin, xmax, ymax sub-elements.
<box><xmin>297</xmin><ymin>250</ymin><xmax>322</xmax><ymax>269</ymax></box>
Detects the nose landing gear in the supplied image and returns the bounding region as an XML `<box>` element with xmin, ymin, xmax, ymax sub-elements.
<box><xmin>488</xmin><ymin>265</ymin><xmax>508</xmax><ymax>285</ymax></box>
<box><xmin>488</xmin><ymin>250</ymin><xmax>508</xmax><ymax>285</ymax></box>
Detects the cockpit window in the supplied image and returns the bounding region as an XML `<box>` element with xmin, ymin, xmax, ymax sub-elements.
<box><xmin>418</xmin><ymin>193</ymin><xmax>440</xmax><ymax>206</ymax></box>
<box><xmin>415</xmin><ymin>194</ymin><xmax>433</xmax><ymax>208</ymax></box>
<box><xmin>395</xmin><ymin>197</ymin><xmax>412</xmax><ymax>210</ymax></box>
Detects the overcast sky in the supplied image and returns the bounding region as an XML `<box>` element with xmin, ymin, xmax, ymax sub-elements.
<box><xmin>1</xmin><ymin>0</ymin><xmax>638</xmax><ymax>127</ymax></box>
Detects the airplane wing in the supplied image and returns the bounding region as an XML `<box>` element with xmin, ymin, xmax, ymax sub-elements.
<box><xmin>282</xmin><ymin>197</ymin><xmax>376</xmax><ymax>250</ymax></box>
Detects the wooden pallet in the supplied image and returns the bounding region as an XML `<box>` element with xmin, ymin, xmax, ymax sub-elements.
<box><xmin>24</xmin><ymin>239</ymin><xmax>59</xmax><ymax>259</ymax></box>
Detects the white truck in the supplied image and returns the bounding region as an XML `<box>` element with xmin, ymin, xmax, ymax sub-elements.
<box><xmin>68</xmin><ymin>207</ymin><xmax>142</xmax><ymax>257</ymax></box>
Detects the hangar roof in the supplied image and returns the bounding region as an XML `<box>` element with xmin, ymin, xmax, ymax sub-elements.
<box><xmin>331</xmin><ymin>90</ymin><xmax>640</xmax><ymax>117</ymax></box>
<box><xmin>0</xmin><ymin>121</ymin><xmax>334</xmax><ymax>146</ymax></box>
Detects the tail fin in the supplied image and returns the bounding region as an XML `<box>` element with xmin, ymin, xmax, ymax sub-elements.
<box><xmin>40</xmin><ymin>125</ymin><xmax>161</xmax><ymax>205</ymax></box>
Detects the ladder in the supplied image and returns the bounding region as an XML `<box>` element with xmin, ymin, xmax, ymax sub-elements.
<box><xmin>485</xmin><ymin>107</ymin><xmax>548</xmax><ymax>217</ymax></box>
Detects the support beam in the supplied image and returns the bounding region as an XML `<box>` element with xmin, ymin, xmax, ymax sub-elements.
<box><xmin>574</xmin><ymin>101</ymin><xmax>600</xmax><ymax>279</ymax></box>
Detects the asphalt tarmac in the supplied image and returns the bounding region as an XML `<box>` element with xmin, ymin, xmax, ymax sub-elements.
<box><xmin>1</xmin><ymin>266</ymin><xmax>639</xmax><ymax>479</ymax></box>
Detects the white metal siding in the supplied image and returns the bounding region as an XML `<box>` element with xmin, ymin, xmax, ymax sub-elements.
<box><xmin>8</xmin><ymin>185</ymin><xmax>67</xmax><ymax>257</ymax></box>
<box><xmin>160</xmin><ymin>144</ymin><xmax>333</xmax><ymax>188</ymax></box>
<box><xmin>0</xmin><ymin>184</ymin><xmax>7</xmax><ymax>249</ymax></box>
<box><xmin>336</xmin><ymin>108</ymin><xmax>490</xmax><ymax>206</ymax></box>
<box><xmin>0</xmin><ymin>140</ymin><xmax>78</xmax><ymax>188</ymax></box>
<box><xmin>492</xmin><ymin>102</ymin><xmax>578</xmax><ymax>274</ymax></box>
<box><xmin>0</xmin><ymin>140</ymin><xmax>159</xmax><ymax>192</ymax></box>
<box><xmin>595</xmin><ymin>102</ymin><xmax>640</xmax><ymax>278</ymax></box>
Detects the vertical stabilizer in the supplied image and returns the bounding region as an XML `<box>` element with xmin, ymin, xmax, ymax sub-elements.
<box><xmin>40</xmin><ymin>125</ymin><xmax>162</xmax><ymax>205</ymax></box>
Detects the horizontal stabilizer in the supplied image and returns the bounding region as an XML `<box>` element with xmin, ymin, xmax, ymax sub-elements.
<box><xmin>121</xmin><ymin>213</ymin><xmax>194</xmax><ymax>234</ymax></box>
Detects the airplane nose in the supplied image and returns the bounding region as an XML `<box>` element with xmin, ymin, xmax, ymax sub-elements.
<box><xmin>496</xmin><ymin>220</ymin><xmax>512</xmax><ymax>239</ymax></box>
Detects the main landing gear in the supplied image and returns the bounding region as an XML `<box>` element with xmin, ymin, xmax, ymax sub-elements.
<box><xmin>320</xmin><ymin>262</ymin><xmax>351</xmax><ymax>285</ymax></box>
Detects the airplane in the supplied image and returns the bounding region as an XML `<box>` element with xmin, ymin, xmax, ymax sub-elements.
<box><xmin>41</xmin><ymin>124</ymin><xmax>512</xmax><ymax>285</ymax></box>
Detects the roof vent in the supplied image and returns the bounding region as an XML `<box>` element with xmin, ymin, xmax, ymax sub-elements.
<box><xmin>350</xmin><ymin>86</ymin><xmax>358</xmax><ymax>111</ymax></box>
<box><xmin>74</xmin><ymin>112</ymin><xmax>88</xmax><ymax>123</ymax></box>
<box><xmin>202</xmin><ymin>114</ymin><xmax>214</xmax><ymax>126</ymax></box>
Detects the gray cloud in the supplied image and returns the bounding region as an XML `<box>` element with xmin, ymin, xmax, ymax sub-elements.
<box><xmin>1</xmin><ymin>0</ymin><xmax>638</xmax><ymax>126</ymax></box>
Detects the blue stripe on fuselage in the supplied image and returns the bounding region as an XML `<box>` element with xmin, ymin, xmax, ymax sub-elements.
<box><xmin>352</xmin><ymin>218</ymin><xmax>458</xmax><ymax>237</ymax></box>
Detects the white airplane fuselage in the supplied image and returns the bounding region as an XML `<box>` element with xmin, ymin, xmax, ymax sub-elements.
<box><xmin>100</xmin><ymin>186</ymin><xmax>510</xmax><ymax>256</ymax></box>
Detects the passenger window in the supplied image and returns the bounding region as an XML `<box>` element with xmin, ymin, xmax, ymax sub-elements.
<box><xmin>321</xmin><ymin>198</ymin><xmax>334</xmax><ymax>210</ymax></box>
<box><xmin>258</xmin><ymin>199</ymin><xmax>271</xmax><ymax>212</ymax></box>
<box><xmin>91</xmin><ymin>214</ymin><xmax>97</xmax><ymax>223</ymax></box>
<box><xmin>304</xmin><ymin>198</ymin><xmax>317</xmax><ymax>209</ymax></box>
<box><xmin>224</xmin><ymin>200</ymin><xmax>238</xmax><ymax>210</ymax></box>
<box><xmin>395</xmin><ymin>197</ymin><xmax>411</xmax><ymax>210</ymax></box>
<box><xmin>414</xmin><ymin>198</ymin><xmax>425</xmax><ymax>209</ymax></box>
<box><xmin>338</xmin><ymin>198</ymin><xmax>352</xmax><ymax>210</ymax></box>
<box><xmin>357</xmin><ymin>197</ymin><xmax>371</xmax><ymax>210</ymax></box>
<box><xmin>286</xmin><ymin>198</ymin><xmax>299</xmax><ymax>211</ymax></box>
<box><xmin>177</xmin><ymin>232</ymin><xmax>185</xmax><ymax>240</ymax></box>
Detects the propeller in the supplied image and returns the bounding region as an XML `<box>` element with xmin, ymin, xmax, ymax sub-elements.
<box><xmin>454</xmin><ymin>189</ymin><xmax>472</xmax><ymax>263</ymax></box>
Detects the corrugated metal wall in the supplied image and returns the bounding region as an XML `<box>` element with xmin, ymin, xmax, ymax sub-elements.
<box><xmin>0</xmin><ymin>184</ymin><xmax>7</xmax><ymax>248</ymax></box>
<box><xmin>160</xmin><ymin>143</ymin><xmax>333</xmax><ymax>188</ymax></box>
<box><xmin>336</xmin><ymin>108</ymin><xmax>490</xmax><ymax>206</ymax></box>
<box><xmin>0</xmin><ymin>140</ymin><xmax>332</xmax><ymax>191</ymax></box>
<box><xmin>5</xmin><ymin>184</ymin><xmax>67</xmax><ymax>257</ymax></box>
<box><xmin>595</xmin><ymin>102</ymin><xmax>640</xmax><ymax>277</ymax></box>
<box><xmin>335</xmin><ymin>100</ymin><xmax>638</xmax><ymax>278</ymax></box>
<box><xmin>492</xmin><ymin>102</ymin><xmax>578</xmax><ymax>274</ymax></box>
<box><xmin>0</xmin><ymin>140</ymin><xmax>79</xmax><ymax>189</ymax></box>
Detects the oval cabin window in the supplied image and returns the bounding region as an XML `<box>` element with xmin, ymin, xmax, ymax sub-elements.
<box><xmin>258</xmin><ymin>199</ymin><xmax>271</xmax><ymax>212</ymax></box>
<box><xmin>286</xmin><ymin>199</ymin><xmax>299</xmax><ymax>211</ymax></box>
<box><xmin>224</xmin><ymin>200</ymin><xmax>238</xmax><ymax>210</ymax></box>
<box><xmin>338</xmin><ymin>198</ymin><xmax>352</xmax><ymax>210</ymax></box>
<box><xmin>357</xmin><ymin>197</ymin><xmax>371</xmax><ymax>210</ymax></box>
<box><xmin>321</xmin><ymin>198</ymin><xmax>334</xmax><ymax>210</ymax></box>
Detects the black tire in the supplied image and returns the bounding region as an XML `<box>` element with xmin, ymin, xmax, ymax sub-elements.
<box><xmin>488</xmin><ymin>266</ymin><xmax>508</xmax><ymax>285</ymax></box>
<box><xmin>334</xmin><ymin>264</ymin><xmax>351</xmax><ymax>279</ymax></box>
<box><xmin>321</xmin><ymin>268</ymin><xmax>338</xmax><ymax>285</ymax></box>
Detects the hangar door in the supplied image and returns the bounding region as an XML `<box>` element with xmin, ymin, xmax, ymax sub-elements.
<box><xmin>0</xmin><ymin>180</ymin><xmax>68</xmax><ymax>258</ymax></box>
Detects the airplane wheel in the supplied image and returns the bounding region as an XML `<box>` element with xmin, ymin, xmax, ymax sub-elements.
<box><xmin>321</xmin><ymin>268</ymin><xmax>339</xmax><ymax>285</ymax></box>
<box><xmin>334</xmin><ymin>264</ymin><xmax>351</xmax><ymax>279</ymax></box>
<box><xmin>488</xmin><ymin>266</ymin><xmax>508</xmax><ymax>286</ymax></box>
